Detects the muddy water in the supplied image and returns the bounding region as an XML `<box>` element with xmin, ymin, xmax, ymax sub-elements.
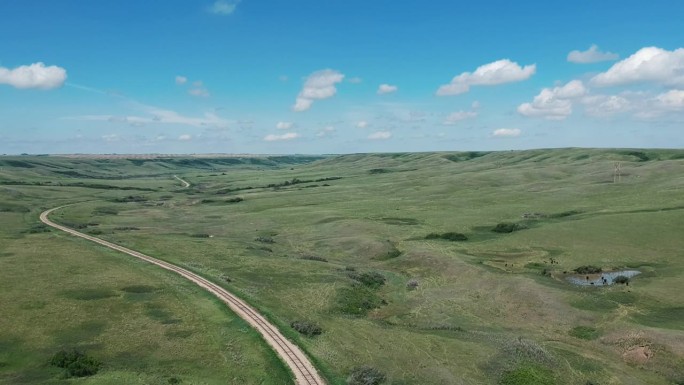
<box><xmin>566</xmin><ymin>270</ymin><xmax>641</xmax><ymax>286</ymax></box>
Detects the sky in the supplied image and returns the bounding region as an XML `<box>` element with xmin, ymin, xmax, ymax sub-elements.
<box><xmin>1</xmin><ymin>1</ymin><xmax>683</xmax><ymax>154</ymax></box>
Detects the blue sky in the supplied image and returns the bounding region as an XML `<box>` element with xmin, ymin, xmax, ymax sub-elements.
<box><xmin>1</xmin><ymin>1</ymin><xmax>683</xmax><ymax>154</ymax></box>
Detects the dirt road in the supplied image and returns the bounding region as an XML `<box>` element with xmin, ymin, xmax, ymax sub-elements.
<box><xmin>40</xmin><ymin>206</ymin><xmax>326</xmax><ymax>385</ymax></box>
<box><xmin>173</xmin><ymin>175</ymin><xmax>191</xmax><ymax>188</ymax></box>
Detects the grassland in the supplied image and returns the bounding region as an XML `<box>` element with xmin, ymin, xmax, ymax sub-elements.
<box><xmin>1</xmin><ymin>149</ymin><xmax>683</xmax><ymax>384</ymax></box>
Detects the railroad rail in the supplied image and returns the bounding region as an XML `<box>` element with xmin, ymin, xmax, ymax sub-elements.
<box><xmin>40</xmin><ymin>206</ymin><xmax>326</xmax><ymax>385</ymax></box>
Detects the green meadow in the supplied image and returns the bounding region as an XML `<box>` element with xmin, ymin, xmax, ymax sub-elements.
<box><xmin>1</xmin><ymin>149</ymin><xmax>683</xmax><ymax>384</ymax></box>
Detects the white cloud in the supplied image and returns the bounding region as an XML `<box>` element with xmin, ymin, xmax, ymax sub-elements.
<box><xmin>178</xmin><ymin>134</ymin><xmax>192</xmax><ymax>141</ymax></box>
<box><xmin>276</xmin><ymin>121</ymin><xmax>293</xmax><ymax>130</ymax></box>
<box><xmin>208</xmin><ymin>0</ymin><xmax>240</xmax><ymax>15</ymax></box>
<box><xmin>582</xmin><ymin>94</ymin><xmax>632</xmax><ymax>117</ymax></box>
<box><xmin>316</xmin><ymin>126</ymin><xmax>336</xmax><ymax>137</ymax></box>
<box><xmin>356</xmin><ymin>120</ymin><xmax>369</xmax><ymax>129</ymax></box>
<box><xmin>518</xmin><ymin>80</ymin><xmax>587</xmax><ymax>120</ymax></box>
<box><xmin>368</xmin><ymin>131</ymin><xmax>391</xmax><ymax>140</ymax></box>
<box><xmin>347</xmin><ymin>77</ymin><xmax>362</xmax><ymax>84</ymax></box>
<box><xmin>189</xmin><ymin>87</ymin><xmax>210</xmax><ymax>97</ymax></box>
<box><xmin>175</xmin><ymin>76</ymin><xmax>187</xmax><ymax>85</ymax></box>
<box><xmin>567</xmin><ymin>45</ymin><xmax>619</xmax><ymax>63</ymax></box>
<box><xmin>436</xmin><ymin>59</ymin><xmax>535</xmax><ymax>96</ymax></box>
<box><xmin>654</xmin><ymin>89</ymin><xmax>684</xmax><ymax>110</ymax></box>
<box><xmin>102</xmin><ymin>134</ymin><xmax>120</xmax><ymax>142</ymax></box>
<box><xmin>492</xmin><ymin>128</ymin><xmax>521</xmax><ymax>137</ymax></box>
<box><xmin>264</xmin><ymin>132</ymin><xmax>300</xmax><ymax>141</ymax></box>
<box><xmin>443</xmin><ymin>110</ymin><xmax>477</xmax><ymax>124</ymax></box>
<box><xmin>377</xmin><ymin>84</ymin><xmax>398</xmax><ymax>94</ymax></box>
<box><xmin>591</xmin><ymin>46</ymin><xmax>684</xmax><ymax>87</ymax></box>
<box><xmin>0</xmin><ymin>62</ymin><xmax>67</xmax><ymax>89</ymax></box>
<box><xmin>292</xmin><ymin>69</ymin><xmax>345</xmax><ymax>112</ymax></box>
<box><xmin>66</xmin><ymin>105</ymin><xmax>230</xmax><ymax>128</ymax></box>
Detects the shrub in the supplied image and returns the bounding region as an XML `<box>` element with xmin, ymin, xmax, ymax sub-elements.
<box><xmin>50</xmin><ymin>349</ymin><xmax>101</xmax><ymax>378</ymax></box>
<box><xmin>336</xmin><ymin>286</ymin><xmax>384</xmax><ymax>316</ymax></box>
<box><xmin>255</xmin><ymin>236</ymin><xmax>275</xmax><ymax>244</ymax></box>
<box><xmin>290</xmin><ymin>320</ymin><xmax>323</xmax><ymax>337</ymax></box>
<box><xmin>574</xmin><ymin>265</ymin><xmax>602</xmax><ymax>274</ymax></box>
<box><xmin>406</xmin><ymin>279</ymin><xmax>419</xmax><ymax>290</ymax></box>
<box><xmin>425</xmin><ymin>232</ymin><xmax>468</xmax><ymax>241</ymax></box>
<box><xmin>348</xmin><ymin>271</ymin><xmax>386</xmax><ymax>289</ymax></box>
<box><xmin>24</xmin><ymin>224</ymin><xmax>50</xmax><ymax>233</ymax></box>
<box><xmin>369</xmin><ymin>168</ymin><xmax>390</xmax><ymax>174</ymax></box>
<box><xmin>613</xmin><ymin>275</ymin><xmax>630</xmax><ymax>284</ymax></box>
<box><xmin>347</xmin><ymin>366</ymin><xmax>386</xmax><ymax>385</ymax></box>
<box><xmin>492</xmin><ymin>223</ymin><xmax>524</xmax><ymax>233</ymax></box>
<box><xmin>301</xmin><ymin>255</ymin><xmax>328</xmax><ymax>262</ymax></box>
<box><xmin>190</xmin><ymin>233</ymin><xmax>210</xmax><ymax>238</ymax></box>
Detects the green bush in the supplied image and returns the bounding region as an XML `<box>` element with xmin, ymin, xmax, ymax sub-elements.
<box><xmin>336</xmin><ymin>286</ymin><xmax>384</xmax><ymax>316</ymax></box>
<box><xmin>50</xmin><ymin>349</ymin><xmax>101</xmax><ymax>378</ymax></box>
<box><xmin>573</xmin><ymin>265</ymin><xmax>602</xmax><ymax>274</ymax></box>
<box><xmin>425</xmin><ymin>232</ymin><xmax>468</xmax><ymax>241</ymax></box>
<box><xmin>492</xmin><ymin>222</ymin><xmax>524</xmax><ymax>233</ymax></box>
<box><xmin>347</xmin><ymin>365</ymin><xmax>386</xmax><ymax>385</ymax></box>
<box><xmin>290</xmin><ymin>320</ymin><xmax>323</xmax><ymax>337</ymax></box>
<box><xmin>348</xmin><ymin>271</ymin><xmax>386</xmax><ymax>289</ymax></box>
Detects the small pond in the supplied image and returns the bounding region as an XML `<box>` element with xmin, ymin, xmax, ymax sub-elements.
<box><xmin>566</xmin><ymin>270</ymin><xmax>641</xmax><ymax>286</ymax></box>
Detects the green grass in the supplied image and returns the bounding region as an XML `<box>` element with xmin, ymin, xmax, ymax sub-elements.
<box><xmin>568</xmin><ymin>326</ymin><xmax>601</xmax><ymax>340</ymax></box>
<box><xmin>2</xmin><ymin>149</ymin><xmax>684</xmax><ymax>384</ymax></box>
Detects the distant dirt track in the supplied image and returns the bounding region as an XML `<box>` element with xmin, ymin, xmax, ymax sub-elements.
<box><xmin>40</xmin><ymin>206</ymin><xmax>326</xmax><ymax>385</ymax></box>
<box><xmin>173</xmin><ymin>175</ymin><xmax>191</xmax><ymax>188</ymax></box>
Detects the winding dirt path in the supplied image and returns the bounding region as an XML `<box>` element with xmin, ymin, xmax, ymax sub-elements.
<box><xmin>173</xmin><ymin>175</ymin><xmax>191</xmax><ymax>188</ymax></box>
<box><xmin>40</xmin><ymin>206</ymin><xmax>326</xmax><ymax>385</ymax></box>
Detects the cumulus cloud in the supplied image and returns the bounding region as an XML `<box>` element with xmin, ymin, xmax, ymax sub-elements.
<box><xmin>492</xmin><ymin>128</ymin><xmax>521</xmax><ymax>137</ymax></box>
<box><xmin>276</xmin><ymin>121</ymin><xmax>293</xmax><ymax>130</ymax></box>
<box><xmin>591</xmin><ymin>46</ymin><xmax>684</xmax><ymax>87</ymax></box>
<box><xmin>0</xmin><ymin>62</ymin><xmax>67</xmax><ymax>89</ymax></box>
<box><xmin>293</xmin><ymin>69</ymin><xmax>345</xmax><ymax>112</ymax></box>
<box><xmin>518</xmin><ymin>80</ymin><xmax>587</xmax><ymax>120</ymax></box>
<box><xmin>175</xmin><ymin>75</ymin><xmax>187</xmax><ymax>85</ymax></box>
<box><xmin>567</xmin><ymin>45</ymin><xmax>619</xmax><ymax>63</ymax></box>
<box><xmin>377</xmin><ymin>84</ymin><xmax>398</xmax><ymax>94</ymax></box>
<box><xmin>368</xmin><ymin>131</ymin><xmax>391</xmax><ymax>140</ymax></box>
<box><xmin>581</xmin><ymin>94</ymin><xmax>632</xmax><ymax>117</ymax></box>
<box><xmin>436</xmin><ymin>59</ymin><xmax>535</xmax><ymax>96</ymax></box>
<box><xmin>208</xmin><ymin>0</ymin><xmax>240</xmax><ymax>15</ymax></box>
<box><xmin>264</xmin><ymin>132</ymin><xmax>300</xmax><ymax>141</ymax></box>
<box><xmin>178</xmin><ymin>134</ymin><xmax>192</xmax><ymax>141</ymax></box>
<box><xmin>356</xmin><ymin>120</ymin><xmax>369</xmax><ymax>129</ymax></box>
<box><xmin>654</xmin><ymin>89</ymin><xmax>684</xmax><ymax>110</ymax></box>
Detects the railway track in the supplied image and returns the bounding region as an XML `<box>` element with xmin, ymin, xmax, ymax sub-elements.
<box><xmin>40</xmin><ymin>206</ymin><xmax>326</xmax><ymax>385</ymax></box>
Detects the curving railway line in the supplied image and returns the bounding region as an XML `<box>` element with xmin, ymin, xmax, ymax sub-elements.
<box><xmin>40</xmin><ymin>206</ymin><xmax>326</xmax><ymax>385</ymax></box>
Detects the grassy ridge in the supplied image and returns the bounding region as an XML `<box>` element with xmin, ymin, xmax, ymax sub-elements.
<box><xmin>2</xmin><ymin>149</ymin><xmax>683</xmax><ymax>384</ymax></box>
